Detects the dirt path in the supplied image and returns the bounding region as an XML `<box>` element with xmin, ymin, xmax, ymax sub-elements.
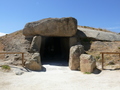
<box><xmin>0</xmin><ymin>64</ymin><xmax>120</xmax><ymax>90</ymax></box>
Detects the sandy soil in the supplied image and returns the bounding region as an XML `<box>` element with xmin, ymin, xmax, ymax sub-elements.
<box><xmin>0</xmin><ymin>64</ymin><xmax>120</xmax><ymax>90</ymax></box>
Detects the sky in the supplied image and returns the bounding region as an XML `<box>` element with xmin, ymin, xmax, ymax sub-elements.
<box><xmin>0</xmin><ymin>32</ymin><xmax>5</xmax><ymax>36</ymax></box>
<box><xmin>0</xmin><ymin>0</ymin><xmax>120</xmax><ymax>34</ymax></box>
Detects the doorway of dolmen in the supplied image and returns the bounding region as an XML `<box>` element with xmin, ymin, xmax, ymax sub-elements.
<box><xmin>40</xmin><ymin>36</ymin><xmax>69</xmax><ymax>66</ymax></box>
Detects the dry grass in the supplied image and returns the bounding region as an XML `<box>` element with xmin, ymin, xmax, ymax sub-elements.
<box><xmin>78</xmin><ymin>25</ymin><xmax>115</xmax><ymax>33</ymax></box>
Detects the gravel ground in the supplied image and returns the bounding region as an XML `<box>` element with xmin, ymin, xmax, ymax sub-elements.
<box><xmin>0</xmin><ymin>64</ymin><xmax>120</xmax><ymax>90</ymax></box>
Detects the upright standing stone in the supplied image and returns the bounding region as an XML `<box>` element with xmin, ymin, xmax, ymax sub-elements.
<box><xmin>69</xmin><ymin>45</ymin><xmax>84</xmax><ymax>70</ymax></box>
<box><xmin>30</xmin><ymin>36</ymin><xmax>41</xmax><ymax>52</ymax></box>
<box><xmin>69</xmin><ymin>36</ymin><xmax>78</xmax><ymax>47</ymax></box>
<box><xmin>80</xmin><ymin>54</ymin><xmax>96</xmax><ymax>73</ymax></box>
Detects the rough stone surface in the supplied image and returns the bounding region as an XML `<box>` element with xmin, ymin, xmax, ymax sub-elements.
<box><xmin>69</xmin><ymin>36</ymin><xmax>80</xmax><ymax>48</ymax></box>
<box><xmin>31</xmin><ymin>53</ymin><xmax>41</xmax><ymax>64</ymax></box>
<box><xmin>15</xmin><ymin>71</ymin><xmax>24</xmax><ymax>75</ymax></box>
<box><xmin>77</xmin><ymin>27</ymin><xmax>120</xmax><ymax>41</ymax></box>
<box><xmin>69</xmin><ymin>45</ymin><xmax>84</xmax><ymax>70</ymax></box>
<box><xmin>26</xmin><ymin>61</ymin><xmax>42</xmax><ymax>71</ymax></box>
<box><xmin>80</xmin><ymin>54</ymin><xmax>96</xmax><ymax>73</ymax></box>
<box><xmin>30</xmin><ymin>36</ymin><xmax>41</xmax><ymax>52</ymax></box>
<box><xmin>25</xmin><ymin>53</ymin><xmax>42</xmax><ymax>71</ymax></box>
<box><xmin>23</xmin><ymin>17</ymin><xmax>77</xmax><ymax>37</ymax></box>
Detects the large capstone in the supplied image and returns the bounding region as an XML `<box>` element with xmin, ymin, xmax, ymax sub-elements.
<box><xmin>23</xmin><ymin>17</ymin><xmax>77</xmax><ymax>37</ymax></box>
<box><xmin>77</xmin><ymin>27</ymin><xmax>120</xmax><ymax>41</ymax></box>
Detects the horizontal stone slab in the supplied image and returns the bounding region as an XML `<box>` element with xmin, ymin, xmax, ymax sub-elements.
<box><xmin>77</xmin><ymin>27</ymin><xmax>120</xmax><ymax>41</ymax></box>
<box><xmin>23</xmin><ymin>17</ymin><xmax>77</xmax><ymax>37</ymax></box>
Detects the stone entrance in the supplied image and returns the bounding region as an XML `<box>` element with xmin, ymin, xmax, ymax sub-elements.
<box><xmin>40</xmin><ymin>37</ymin><xmax>69</xmax><ymax>63</ymax></box>
<box><xmin>23</xmin><ymin>17</ymin><xmax>84</xmax><ymax>71</ymax></box>
<box><xmin>40</xmin><ymin>37</ymin><xmax>69</xmax><ymax>66</ymax></box>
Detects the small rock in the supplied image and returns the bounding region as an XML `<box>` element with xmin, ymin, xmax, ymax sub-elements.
<box><xmin>14</xmin><ymin>57</ymin><xmax>20</xmax><ymax>61</ymax></box>
<box><xmin>108</xmin><ymin>61</ymin><xmax>115</xmax><ymax>65</ymax></box>
<box><xmin>14</xmin><ymin>54</ymin><xmax>18</xmax><ymax>56</ymax></box>
<box><xmin>5</xmin><ymin>56</ymin><xmax>9</xmax><ymax>58</ymax></box>
<box><xmin>15</xmin><ymin>71</ymin><xmax>24</xmax><ymax>75</ymax></box>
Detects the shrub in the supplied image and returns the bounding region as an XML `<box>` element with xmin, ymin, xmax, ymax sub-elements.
<box><xmin>83</xmin><ymin>26</ymin><xmax>88</xmax><ymax>28</ymax></box>
<box><xmin>96</xmin><ymin>55</ymin><xmax>100</xmax><ymax>60</ymax></box>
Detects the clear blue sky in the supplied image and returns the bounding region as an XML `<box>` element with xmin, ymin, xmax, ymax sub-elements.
<box><xmin>0</xmin><ymin>0</ymin><xmax>120</xmax><ymax>34</ymax></box>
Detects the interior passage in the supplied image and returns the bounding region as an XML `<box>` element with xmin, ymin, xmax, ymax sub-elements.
<box><xmin>40</xmin><ymin>37</ymin><xmax>69</xmax><ymax>66</ymax></box>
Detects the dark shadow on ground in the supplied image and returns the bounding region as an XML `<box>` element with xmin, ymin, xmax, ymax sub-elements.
<box><xmin>31</xmin><ymin>66</ymin><xmax>47</xmax><ymax>72</ymax></box>
<box><xmin>8</xmin><ymin>65</ymin><xmax>30</xmax><ymax>72</ymax></box>
<box><xmin>93</xmin><ymin>68</ymin><xmax>102</xmax><ymax>74</ymax></box>
<box><xmin>23</xmin><ymin>66</ymin><xmax>47</xmax><ymax>72</ymax></box>
<box><xmin>103</xmin><ymin>68</ymin><xmax>120</xmax><ymax>71</ymax></box>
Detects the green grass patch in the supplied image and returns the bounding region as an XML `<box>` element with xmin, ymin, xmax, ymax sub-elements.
<box><xmin>1</xmin><ymin>65</ymin><xmax>11</xmax><ymax>71</ymax></box>
<box><xmin>84</xmin><ymin>72</ymin><xmax>91</xmax><ymax>74</ymax></box>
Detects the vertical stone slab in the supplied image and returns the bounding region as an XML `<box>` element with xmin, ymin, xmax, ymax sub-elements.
<box><xmin>69</xmin><ymin>45</ymin><xmax>84</xmax><ymax>70</ymax></box>
<box><xmin>30</xmin><ymin>36</ymin><xmax>41</xmax><ymax>52</ymax></box>
<box><xmin>80</xmin><ymin>54</ymin><xmax>96</xmax><ymax>73</ymax></box>
<box><xmin>69</xmin><ymin>36</ymin><xmax>78</xmax><ymax>48</ymax></box>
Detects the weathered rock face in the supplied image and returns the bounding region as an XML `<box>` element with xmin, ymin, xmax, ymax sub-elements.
<box><xmin>30</xmin><ymin>36</ymin><xmax>41</xmax><ymax>53</ymax></box>
<box><xmin>31</xmin><ymin>53</ymin><xmax>41</xmax><ymax>64</ymax></box>
<box><xmin>23</xmin><ymin>17</ymin><xmax>77</xmax><ymax>37</ymax></box>
<box><xmin>69</xmin><ymin>35</ymin><xmax>81</xmax><ymax>47</ymax></box>
<box><xmin>69</xmin><ymin>45</ymin><xmax>84</xmax><ymax>70</ymax></box>
<box><xmin>25</xmin><ymin>53</ymin><xmax>42</xmax><ymax>71</ymax></box>
<box><xmin>77</xmin><ymin>27</ymin><xmax>120</xmax><ymax>41</ymax></box>
<box><xmin>80</xmin><ymin>54</ymin><xmax>96</xmax><ymax>73</ymax></box>
<box><xmin>26</xmin><ymin>61</ymin><xmax>42</xmax><ymax>71</ymax></box>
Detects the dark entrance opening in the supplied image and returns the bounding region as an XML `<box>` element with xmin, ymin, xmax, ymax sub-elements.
<box><xmin>40</xmin><ymin>37</ymin><xmax>69</xmax><ymax>66</ymax></box>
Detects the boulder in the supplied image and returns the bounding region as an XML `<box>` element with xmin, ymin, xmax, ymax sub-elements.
<box><xmin>25</xmin><ymin>53</ymin><xmax>42</xmax><ymax>71</ymax></box>
<box><xmin>26</xmin><ymin>61</ymin><xmax>41</xmax><ymax>71</ymax></box>
<box><xmin>23</xmin><ymin>17</ymin><xmax>77</xmax><ymax>37</ymax></box>
<box><xmin>77</xmin><ymin>27</ymin><xmax>120</xmax><ymax>41</ymax></box>
<box><xmin>69</xmin><ymin>45</ymin><xmax>84</xmax><ymax>70</ymax></box>
<box><xmin>80</xmin><ymin>54</ymin><xmax>96</xmax><ymax>73</ymax></box>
